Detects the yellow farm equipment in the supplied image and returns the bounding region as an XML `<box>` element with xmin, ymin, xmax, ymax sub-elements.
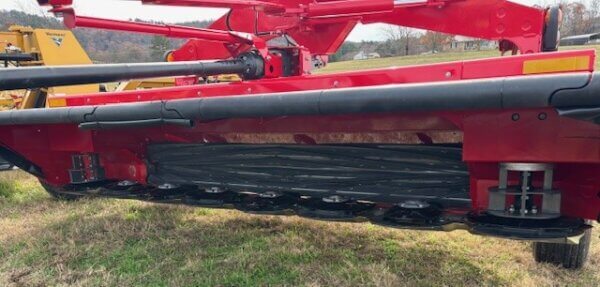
<box><xmin>0</xmin><ymin>25</ymin><xmax>99</xmax><ymax>109</ymax></box>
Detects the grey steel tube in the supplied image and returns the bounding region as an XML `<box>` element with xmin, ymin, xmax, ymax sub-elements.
<box><xmin>0</xmin><ymin>72</ymin><xmax>596</xmax><ymax>128</ymax></box>
<box><xmin>0</xmin><ymin>53</ymin><xmax>36</xmax><ymax>62</ymax></box>
<box><xmin>0</xmin><ymin>53</ymin><xmax>263</xmax><ymax>91</ymax></box>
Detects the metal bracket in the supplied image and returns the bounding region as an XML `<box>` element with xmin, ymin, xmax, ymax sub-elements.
<box><xmin>68</xmin><ymin>153</ymin><xmax>105</xmax><ymax>184</ymax></box>
<box><xmin>488</xmin><ymin>163</ymin><xmax>561</xmax><ymax>219</ymax></box>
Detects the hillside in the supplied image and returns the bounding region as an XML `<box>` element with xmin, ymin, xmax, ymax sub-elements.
<box><xmin>0</xmin><ymin>10</ymin><xmax>211</xmax><ymax>63</ymax></box>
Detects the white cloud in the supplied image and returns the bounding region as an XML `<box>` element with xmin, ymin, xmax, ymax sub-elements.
<box><xmin>0</xmin><ymin>0</ymin><xmax>227</xmax><ymax>22</ymax></box>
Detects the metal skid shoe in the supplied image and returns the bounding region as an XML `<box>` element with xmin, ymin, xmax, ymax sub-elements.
<box><xmin>235</xmin><ymin>191</ymin><xmax>298</xmax><ymax>215</ymax></box>
<box><xmin>472</xmin><ymin>163</ymin><xmax>587</xmax><ymax>239</ymax></box>
<box><xmin>147</xmin><ymin>183</ymin><xmax>184</xmax><ymax>201</ymax></box>
<box><xmin>114</xmin><ymin>180</ymin><xmax>140</xmax><ymax>190</ymax></box>
<box><xmin>101</xmin><ymin>180</ymin><xmax>144</xmax><ymax>199</ymax></box>
<box><xmin>376</xmin><ymin>200</ymin><xmax>444</xmax><ymax>228</ymax></box>
<box><xmin>184</xmin><ymin>186</ymin><xmax>238</xmax><ymax>207</ymax></box>
<box><xmin>297</xmin><ymin>195</ymin><xmax>374</xmax><ymax>221</ymax></box>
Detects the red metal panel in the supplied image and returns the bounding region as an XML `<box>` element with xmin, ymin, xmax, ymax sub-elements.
<box><xmin>54</xmin><ymin>50</ymin><xmax>595</xmax><ymax>107</ymax></box>
<box><xmin>463</xmin><ymin>109</ymin><xmax>600</xmax><ymax>163</ymax></box>
<box><xmin>11</xmin><ymin>0</ymin><xmax>598</xmax><ymax>222</ymax></box>
<box><xmin>307</xmin><ymin>0</ymin><xmax>394</xmax><ymax>17</ymax></box>
<box><xmin>363</xmin><ymin>0</ymin><xmax>545</xmax><ymax>53</ymax></box>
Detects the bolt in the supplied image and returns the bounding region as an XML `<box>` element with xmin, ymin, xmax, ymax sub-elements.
<box><xmin>117</xmin><ymin>180</ymin><xmax>137</xmax><ymax>187</ymax></box>
<box><xmin>205</xmin><ymin>187</ymin><xmax>224</xmax><ymax>194</ymax></box>
<box><xmin>508</xmin><ymin>205</ymin><xmax>515</xmax><ymax>213</ymax></box>
<box><xmin>158</xmin><ymin>183</ymin><xmax>178</xmax><ymax>190</ymax></box>
<box><xmin>538</xmin><ymin>112</ymin><xmax>547</xmax><ymax>120</ymax></box>
<box><xmin>496</xmin><ymin>24</ymin><xmax>506</xmax><ymax>34</ymax></box>
<box><xmin>400</xmin><ymin>200</ymin><xmax>430</xmax><ymax>209</ymax></box>
<box><xmin>496</xmin><ymin>8</ymin><xmax>507</xmax><ymax>18</ymax></box>
<box><xmin>323</xmin><ymin>195</ymin><xmax>348</xmax><ymax>203</ymax></box>
<box><xmin>511</xmin><ymin>113</ymin><xmax>520</xmax><ymax>121</ymax></box>
<box><xmin>259</xmin><ymin>191</ymin><xmax>281</xmax><ymax>198</ymax></box>
<box><xmin>531</xmin><ymin>206</ymin><xmax>538</xmax><ymax>215</ymax></box>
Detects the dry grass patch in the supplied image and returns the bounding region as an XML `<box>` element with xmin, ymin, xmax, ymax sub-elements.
<box><xmin>0</xmin><ymin>170</ymin><xmax>598</xmax><ymax>286</ymax></box>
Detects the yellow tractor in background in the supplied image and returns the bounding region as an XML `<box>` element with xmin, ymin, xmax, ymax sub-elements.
<box><xmin>0</xmin><ymin>25</ymin><xmax>99</xmax><ymax>109</ymax></box>
<box><xmin>0</xmin><ymin>25</ymin><xmax>175</xmax><ymax>169</ymax></box>
<box><xmin>0</xmin><ymin>25</ymin><xmax>176</xmax><ymax>109</ymax></box>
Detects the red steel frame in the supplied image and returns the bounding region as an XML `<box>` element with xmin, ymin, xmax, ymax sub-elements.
<box><xmin>2</xmin><ymin>0</ymin><xmax>598</xmax><ymax>221</ymax></box>
<box><xmin>48</xmin><ymin>0</ymin><xmax>547</xmax><ymax>59</ymax></box>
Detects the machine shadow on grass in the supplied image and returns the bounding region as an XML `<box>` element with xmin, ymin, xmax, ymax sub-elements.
<box><xmin>1</xmin><ymin>199</ymin><xmax>507</xmax><ymax>286</ymax></box>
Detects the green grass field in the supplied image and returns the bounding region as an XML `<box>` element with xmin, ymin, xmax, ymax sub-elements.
<box><xmin>320</xmin><ymin>45</ymin><xmax>600</xmax><ymax>73</ymax></box>
<box><xmin>1</xmin><ymin>46</ymin><xmax>599</xmax><ymax>286</ymax></box>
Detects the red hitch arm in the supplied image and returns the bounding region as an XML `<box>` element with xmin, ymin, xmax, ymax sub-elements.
<box><xmin>53</xmin><ymin>7</ymin><xmax>255</xmax><ymax>45</ymax></box>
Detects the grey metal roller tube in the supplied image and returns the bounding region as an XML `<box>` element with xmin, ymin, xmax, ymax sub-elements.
<box><xmin>0</xmin><ymin>54</ymin><xmax>262</xmax><ymax>91</ymax></box>
<box><xmin>0</xmin><ymin>72</ymin><xmax>596</xmax><ymax>127</ymax></box>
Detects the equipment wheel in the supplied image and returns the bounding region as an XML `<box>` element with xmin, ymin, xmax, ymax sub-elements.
<box><xmin>533</xmin><ymin>228</ymin><xmax>592</xmax><ymax>269</ymax></box>
<box><xmin>542</xmin><ymin>6</ymin><xmax>561</xmax><ymax>52</ymax></box>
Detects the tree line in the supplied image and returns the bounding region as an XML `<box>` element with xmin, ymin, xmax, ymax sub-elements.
<box><xmin>0</xmin><ymin>10</ymin><xmax>210</xmax><ymax>63</ymax></box>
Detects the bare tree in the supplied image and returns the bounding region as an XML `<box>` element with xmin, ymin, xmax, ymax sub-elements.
<box><xmin>536</xmin><ymin>0</ymin><xmax>598</xmax><ymax>36</ymax></box>
<box><xmin>567</xmin><ymin>2</ymin><xmax>591</xmax><ymax>34</ymax></box>
<box><xmin>381</xmin><ymin>25</ymin><xmax>417</xmax><ymax>56</ymax></box>
<box><xmin>420</xmin><ymin>31</ymin><xmax>452</xmax><ymax>53</ymax></box>
<box><xmin>588</xmin><ymin>0</ymin><xmax>600</xmax><ymax>30</ymax></box>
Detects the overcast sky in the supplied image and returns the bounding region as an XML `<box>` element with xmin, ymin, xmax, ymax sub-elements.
<box><xmin>0</xmin><ymin>0</ymin><xmax>573</xmax><ymax>41</ymax></box>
